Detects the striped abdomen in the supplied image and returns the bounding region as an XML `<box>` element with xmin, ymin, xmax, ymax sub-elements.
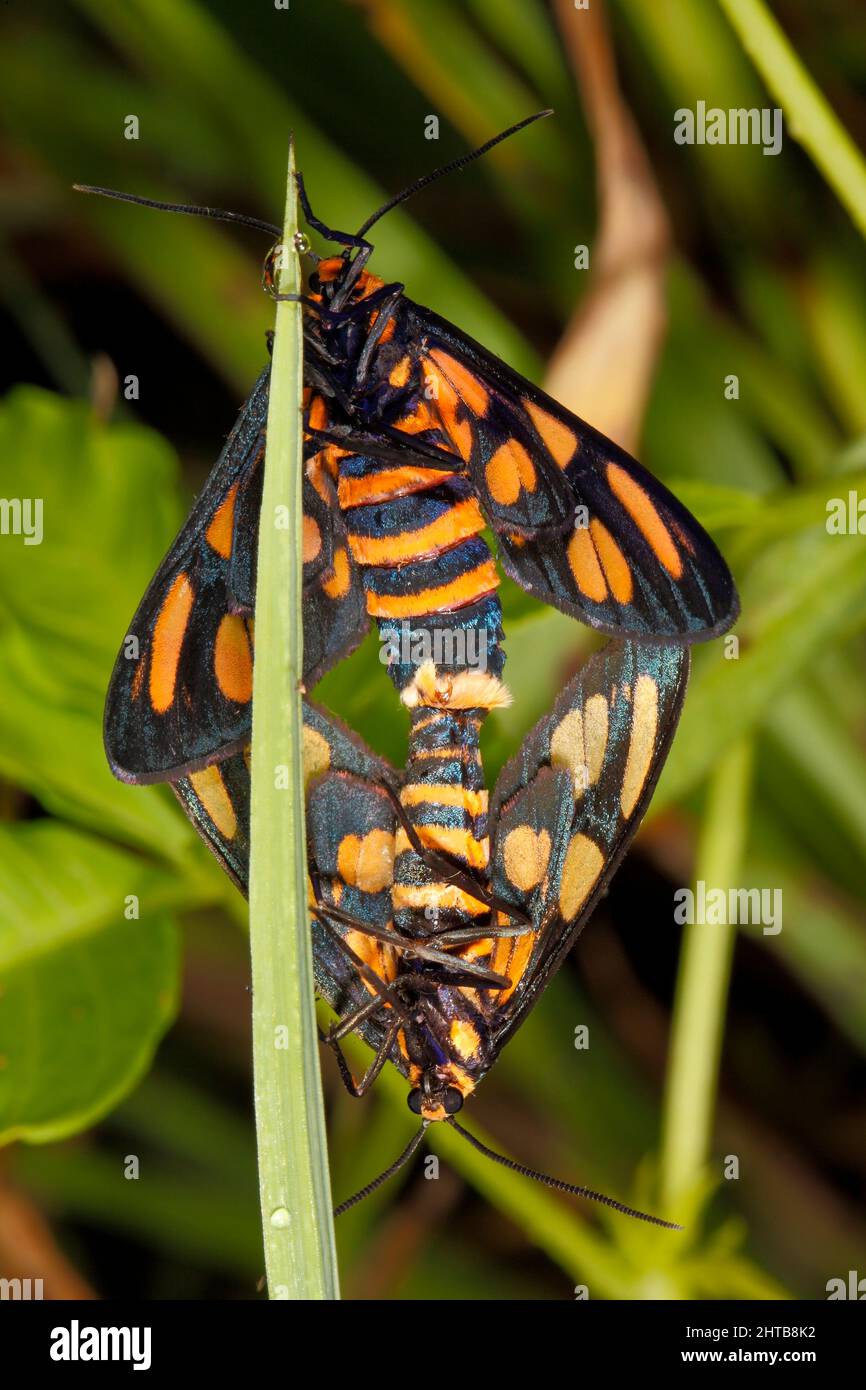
<box><xmin>392</xmin><ymin>705</ymin><xmax>490</xmax><ymax>938</ymax></box>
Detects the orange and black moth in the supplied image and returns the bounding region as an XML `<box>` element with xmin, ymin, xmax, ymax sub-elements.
<box><xmin>175</xmin><ymin>641</ymin><xmax>688</xmax><ymax>1221</ymax></box>
<box><xmin>95</xmin><ymin>113</ymin><xmax>737</xmax><ymax>786</ymax></box>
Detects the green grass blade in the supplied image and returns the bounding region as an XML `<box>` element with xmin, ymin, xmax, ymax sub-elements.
<box><xmin>248</xmin><ymin>138</ymin><xmax>339</xmax><ymax>1300</ymax></box>
<box><xmin>718</xmin><ymin>0</ymin><xmax>866</xmax><ymax>240</ymax></box>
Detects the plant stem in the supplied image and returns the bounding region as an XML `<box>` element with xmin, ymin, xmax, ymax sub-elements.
<box><xmin>718</xmin><ymin>0</ymin><xmax>866</xmax><ymax>240</ymax></box>
<box><xmin>248</xmin><ymin>137</ymin><xmax>339</xmax><ymax>1300</ymax></box>
<box><xmin>660</xmin><ymin>740</ymin><xmax>753</xmax><ymax>1216</ymax></box>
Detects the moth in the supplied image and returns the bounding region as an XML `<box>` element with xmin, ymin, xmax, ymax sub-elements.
<box><xmin>175</xmin><ymin>639</ymin><xmax>689</xmax><ymax>1224</ymax></box>
<box><xmin>82</xmin><ymin>113</ymin><xmax>736</xmax><ymax>786</ymax></box>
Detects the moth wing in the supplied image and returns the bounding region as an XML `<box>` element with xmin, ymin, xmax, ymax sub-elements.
<box><xmin>404</xmin><ymin>304</ymin><xmax>738</xmax><ymax>642</ymax></box>
<box><xmin>483</xmin><ymin>640</ymin><xmax>689</xmax><ymax>1047</ymax></box>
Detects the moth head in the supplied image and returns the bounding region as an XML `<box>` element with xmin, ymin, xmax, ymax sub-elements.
<box><xmin>407</xmin><ymin>1083</ymin><xmax>465</xmax><ymax>1123</ymax></box>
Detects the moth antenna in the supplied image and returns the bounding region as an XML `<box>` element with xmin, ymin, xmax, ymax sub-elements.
<box><xmin>333</xmin><ymin>1125</ymin><xmax>427</xmax><ymax>1217</ymax></box>
<box><xmin>447</xmin><ymin>1119</ymin><xmax>683</xmax><ymax>1231</ymax></box>
<box><xmin>73</xmin><ymin>184</ymin><xmax>282</xmax><ymax>239</ymax></box>
<box><xmin>355</xmin><ymin>109</ymin><xmax>554</xmax><ymax>238</ymax></box>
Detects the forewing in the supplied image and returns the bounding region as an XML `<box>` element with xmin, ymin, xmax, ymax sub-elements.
<box><xmin>104</xmin><ymin>371</ymin><xmax>269</xmax><ymax>783</ymax></box>
<box><xmin>403</xmin><ymin>303</ymin><xmax>738</xmax><ymax>642</ymax></box>
<box><xmin>105</xmin><ymin>371</ymin><xmax>368</xmax><ymax>782</ymax></box>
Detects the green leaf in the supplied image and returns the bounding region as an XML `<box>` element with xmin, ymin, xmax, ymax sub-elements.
<box><xmin>0</xmin><ymin>662</ymin><xmax>200</xmax><ymax>862</ymax></box>
<box><xmin>654</xmin><ymin>528</ymin><xmax>866</xmax><ymax>811</ymax></box>
<box><xmin>0</xmin><ymin>386</ymin><xmax>205</xmax><ymax>858</ymax></box>
<box><xmin>0</xmin><ymin>385</ymin><xmax>181</xmax><ymax>699</ymax></box>
<box><xmin>0</xmin><ymin>822</ymin><xmax>182</xmax><ymax>1145</ymax></box>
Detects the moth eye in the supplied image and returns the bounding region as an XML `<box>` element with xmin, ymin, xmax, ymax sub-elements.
<box><xmin>407</xmin><ymin>1089</ymin><xmax>424</xmax><ymax>1115</ymax></box>
<box><xmin>443</xmin><ymin>1087</ymin><xmax>464</xmax><ymax>1116</ymax></box>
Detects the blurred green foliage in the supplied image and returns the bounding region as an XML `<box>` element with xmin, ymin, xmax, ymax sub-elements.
<box><xmin>1</xmin><ymin>0</ymin><xmax>866</xmax><ymax>1300</ymax></box>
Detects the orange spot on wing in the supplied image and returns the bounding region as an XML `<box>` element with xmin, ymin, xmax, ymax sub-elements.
<box><xmin>567</xmin><ymin>528</ymin><xmax>608</xmax><ymax>602</ymax></box>
<box><xmin>205</xmin><ymin>483</ymin><xmax>239</xmax><ymax>559</ymax></box>
<box><xmin>490</xmin><ymin>930</ymin><xmax>536</xmax><ymax>1005</ymax></box>
<box><xmin>322</xmin><ymin>547</ymin><xmax>351</xmax><ymax>599</ymax></box>
<box><xmin>590</xmin><ymin>519</ymin><xmax>633</xmax><ymax>603</ymax></box>
<box><xmin>303</xmin><ymin>514</ymin><xmax>322</xmax><ymax>564</ymax></box>
<box><xmin>150</xmin><ymin>574</ymin><xmax>194</xmax><ymax>714</ymax></box>
<box><xmin>394</xmin><ymin>400</ymin><xmax>437</xmax><ymax>434</ymax></box>
<box><xmin>421</xmin><ymin>354</ymin><xmax>482</xmax><ymax>463</ymax></box>
<box><xmin>214</xmin><ymin>613</ymin><xmax>253</xmax><ymax>704</ymax></box>
<box><xmin>523</xmin><ymin>398</ymin><xmax>577</xmax><ymax>468</ymax></box>
<box><xmin>308</xmin><ymin>396</ymin><xmax>329</xmax><ymax>432</ymax></box>
<box><xmin>306</xmin><ymin>452</ymin><xmax>332</xmax><ymax>501</ymax></box>
<box><xmin>131</xmin><ymin>659</ymin><xmax>145</xmax><ymax>701</ymax></box>
<box><xmin>502</xmin><ymin>825</ymin><xmax>551</xmax><ymax>891</ymax></box>
<box><xmin>559</xmin><ymin>834</ymin><xmax>604</xmax><ymax>921</ymax></box>
<box><xmin>389</xmin><ymin>356</ymin><xmax>412</xmax><ymax>388</ymax></box>
<box><xmin>428</xmin><ymin>348</ymin><xmax>489</xmax><ymax>415</ymax></box>
<box><xmin>344</xmin><ymin>928</ymin><xmax>398</xmax><ymax>990</ymax></box>
<box><xmin>607</xmin><ymin>462</ymin><xmax>682</xmax><ymax>578</ymax></box>
<box><xmin>485</xmin><ymin>438</ymin><xmax>537</xmax><ymax>506</ymax></box>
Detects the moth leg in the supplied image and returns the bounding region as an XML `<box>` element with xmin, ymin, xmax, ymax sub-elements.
<box><xmin>425</xmin><ymin>921</ymin><xmax>534</xmax><ymax>946</ymax></box>
<box><xmin>303</xmin><ymin>421</ymin><xmax>462</xmax><ymax>472</ymax></box>
<box><xmin>296</xmin><ymin>172</ymin><xmax>372</xmax><ymax>256</ymax></box>
<box><xmin>355</xmin><ymin>288</ymin><xmax>404</xmax><ymax>385</ymax></box>
<box><xmin>388</xmin><ymin>968</ymin><xmax>504</xmax><ymax>993</ymax></box>
<box><xmin>327</xmin><ymin>1016</ymin><xmax>400</xmax><ymax>1100</ymax></box>
<box><xmin>315</xmin><ymin>912</ymin><xmax>412</xmax><ymax>1026</ymax></box>
<box><xmin>381</xmin><ymin>781</ymin><xmax>532</xmax><ymax>927</ymax></box>
<box><xmin>324</xmin><ymin>992</ymin><xmax>387</xmax><ymax>1045</ymax></box>
<box><xmin>303</xmin><ymin>362</ymin><xmax>354</xmax><ymax>414</ymax></box>
<box><xmin>313</xmin><ymin>903</ymin><xmax>509</xmax><ymax>989</ymax></box>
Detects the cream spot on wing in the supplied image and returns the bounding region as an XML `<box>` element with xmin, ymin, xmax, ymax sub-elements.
<box><xmin>337</xmin><ymin>829</ymin><xmax>395</xmax><ymax>894</ymax></box>
<box><xmin>302</xmin><ymin>726</ymin><xmax>331</xmax><ymax>787</ymax></box>
<box><xmin>559</xmin><ymin>834</ymin><xmax>604</xmax><ymax>921</ymax></box>
<box><xmin>583</xmin><ymin>694</ymin><xmax>609</xmax><ymax>786</ymax></box>
<box><xmin>551</xmin><ymin>708</ymin><xmax>587</xmax><ymax>796</ymax></box>
<box><xmin>620</xmin><ymin>675</ymin><xmax>658</xmax><ymax>818</ymax></box>
<box><xmin>502</xmin><ymin>825</ymin><xmax>551</xmax><ymax>891</ymax></box>
<box><xmin>188</xmin><ymin>764</ymin><xmax>237</xmax><ymax>840</ymax></box>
